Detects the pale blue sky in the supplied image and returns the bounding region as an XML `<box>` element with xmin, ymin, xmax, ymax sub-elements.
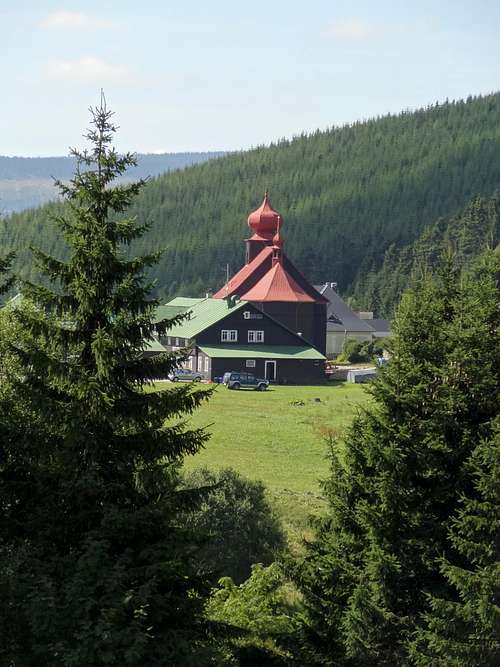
<box><xmin>2</xmin><ymin>1</ymin><xmax>499</xmax><ymax>156</ymax></box>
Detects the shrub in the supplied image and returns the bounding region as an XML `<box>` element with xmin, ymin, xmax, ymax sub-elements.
<box><xmin>207</xmin><ymin>563</ymin><xmax>301</xmax><ymax>666</ymax></box>
<box><xmin>338</xmin><ymin>337</ymin><xmax>388</xmax><ymax>363</ymax></box>
<box><xmin>182</xmin><ymin>467</ymin><xmax>286</xmax><ymax>584</ymax></box>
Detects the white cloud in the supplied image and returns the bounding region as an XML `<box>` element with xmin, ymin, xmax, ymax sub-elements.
<box><xmin>43</xmin><ymin>57</ymin><xmax>138</xmax><ymax>85</ymax></box>
<box><xmin>327</xmin><ymin>18</ymin><xmax>372</xmax><ymax>40</ymax></box>
<box><xmin>39</xmin><ymin>11</ymin><xmax>120</xmax><ymax>31</ymax></box>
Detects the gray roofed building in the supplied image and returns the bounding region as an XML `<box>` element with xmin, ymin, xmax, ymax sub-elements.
<box><xmin>315</xmin><ymin>283</ymin><xmax>391</xmax><ymax>356</ymax></box>
<box><xmin>369</xmin><ymin>319</ymin><xmax>391</xmax><ymax>338</ymax></box>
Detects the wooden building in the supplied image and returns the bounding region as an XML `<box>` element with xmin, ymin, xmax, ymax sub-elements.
<box><xmin>155</xmin><ymin>296</ymin><xmax>325</xmax><ymax>384</ymax></box>
<box><xmin>213</xmin><ymin>193</ymin><xmax>328</xmax><ymax>355</ymax></box>
<box><xmin>154</xmin><ymin>193</ymin><xmax>328</xmax><ymax>384</ymax></box>
<box><xmin>152</xmin><ymin>193</ymin><xmax>328</xmax><ymax>384</ymax></box>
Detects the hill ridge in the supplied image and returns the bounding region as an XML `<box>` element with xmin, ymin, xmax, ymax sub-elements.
<box><xmin>1</xmin><ymin>92</ymin><xmax>500</xmax><ymax>308</ymax></box>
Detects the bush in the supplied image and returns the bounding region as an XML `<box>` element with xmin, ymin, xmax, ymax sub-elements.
<box><xmin>182</xmin><ymin>468</ymin><xmax>286</xmax><ymax>584</ymax></box>
<box><xmin>206</xmin><ymin>563</ymin><xmax>301</xmax><ymax>666</ymax></box>
<box><xmin>338</xmin><ymin>337</ymin><xmax>388</xmax><ymax>363</ymax></box>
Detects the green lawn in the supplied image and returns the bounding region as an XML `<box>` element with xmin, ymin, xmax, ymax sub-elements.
<box><xmin>182</xmin><ymin>383</ymin><xmax>369</xmax><ymax>493</ymax></box>
<box><xmin>160</xmin><ymin>381</ymin><xmax>371</xmax><ymax>549</ymax></box>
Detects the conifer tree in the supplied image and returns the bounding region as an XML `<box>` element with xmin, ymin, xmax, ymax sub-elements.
<box><xmin>411</xmin><ymin>252</ymin><xmax>500</xmax><ymax>666</ymax></box>
<box><xmin>411</xmin><ymin>419</ymin><xmax>500</xmax><ymax>666</ymax></box>
<box><xmin>0</xmin><ymin>96</ymin><xmax>216</xmax><ymax>665</ymax></box>
<box><xmin>291</xmin><ymin>251</ymin><xmax>500</xmax><ymax>666</ymax></box>
<box><xmin>0</xmin><ymin>250</ymin><xmax>14</xmax><ymax>296</ymax></box>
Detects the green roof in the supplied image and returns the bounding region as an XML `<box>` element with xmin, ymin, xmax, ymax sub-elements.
<box><xmin>167</xmin><ymin>297</ymin><xmax>205</xmax><ymax>308</ymax></box>
<box><xmin>143</xmin><ymin>337</ymin><xmax>168</xmax><ymax>353</ymax></box>
<box><xmin>163</xmin><ymin>297</ymin><xmax>247</xmax><ymax>339</ymax></box>
<box><xmin>198</xmin><ymin>344</ymin><xmax>325</xmax><ymax>360</ymax></box>
<box><xmin>154</xmin><ymin>297</ymin><xmax>206</xmax><ymax>324</ymax></box>
<box><xmin>153</xmin><ymin>305</ymin><xmax>183</xmax><ymax>323</ymax></box>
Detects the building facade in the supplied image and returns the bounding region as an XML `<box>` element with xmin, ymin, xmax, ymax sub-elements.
<box><xmin>153</xmin><ymin>194</ymin><xmax>328</xmax><ymax>384</ymax></box>
<box><xmin>155</xmin><ymin>296</ymin><xmax>325</xmax><ymax>384</ymax></box>
<box><xmin>213</xmin><ymin>192</ymin><xmax>328</xmax><ymax>355</ymax></box>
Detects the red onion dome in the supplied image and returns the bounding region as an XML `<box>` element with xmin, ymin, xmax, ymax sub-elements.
<box><xmin>247</xmin><ymin>191</ymin><xmax>282</xmax><ymax>239</ymax></box>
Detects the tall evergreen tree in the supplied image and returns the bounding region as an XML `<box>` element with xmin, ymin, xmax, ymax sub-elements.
<box><xmin>411</xmin><ymin>419</ymin><xmax>500</xmax><ymax>666</ymax></box>
<box><xmin>411</xmin><ymin>252</ymin><xmax>500</xmax><ymax>666</ymax></box>
<box><xmin>0</xmin><ymin>97</ymin><xmax>217</xmax><ymax>665</ymax></box>
<box><xmin>291</xmin><ymin>251</ymin><xmax>500</xmax><ymax>666</ymax></box>
<box><xmin>0</xmin><ymin>250</ymin><xmax>14</xmax><ymax>296</ymax></box>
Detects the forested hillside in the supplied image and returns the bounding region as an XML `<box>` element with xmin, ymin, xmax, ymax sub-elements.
<box><xmin>351</xmin><ymin>193</ymin><xmax>500</xmax><ymax>315</ymax></box>
<box><xmin>1</xmin><ymin>93</ymin><xmax>500</xmax><ymax>306</ymax></box>
<box><xmin>0</xmin><ymin>152</ymin><xmax>225</xmax><ymax>213</ymax></box>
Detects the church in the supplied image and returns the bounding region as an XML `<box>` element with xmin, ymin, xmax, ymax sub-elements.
<box><xmin>155</xmin><ymin>193</ymin><xmax>328</xmax><ymax>384</ymax></box>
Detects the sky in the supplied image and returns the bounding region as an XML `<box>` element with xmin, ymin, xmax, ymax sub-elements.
<box><xmin>2</xmin><ymin>0</ymin><xmax>500</xmax><ymax>156</ymax></box>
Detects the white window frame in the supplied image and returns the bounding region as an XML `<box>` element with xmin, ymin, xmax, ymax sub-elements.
<box><xmin>204</xmin><ymin>356</ymin><xmax>210</xmax><ymax>372</ymax></box>
<box><xmin>175</xmin><ymin>337</ymin><xmax>180</xmax><ymax>346</ymax></box>
<box><xmin>248</xmin><ymin>330</ymin><xmax>264</xmax><ymax>343</ymax></box>
<box><xmin>246</xmin><ymin>359</ymin><xmax>256</xmax><ymax>368</ymax></box>
<box><xmin>221</xmin><ymin>329</ymin><xmax>238</xmax><ymax>342</ymax></box>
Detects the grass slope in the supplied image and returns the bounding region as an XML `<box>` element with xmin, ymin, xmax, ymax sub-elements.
<box><xmin>179</xmin><ymin>383</ymin><xmax>371</xmax><ymax>548</ymax></box>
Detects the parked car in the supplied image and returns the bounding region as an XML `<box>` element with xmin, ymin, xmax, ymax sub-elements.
<box><xmin>223</xmin><ymin>371</ymin><xmax>269</xmax><ymax>391</ymax></box>
<box><xmin>168</xmin><ymin>368</ymin><xmax>203</xmax><ymax>382</ymax></box>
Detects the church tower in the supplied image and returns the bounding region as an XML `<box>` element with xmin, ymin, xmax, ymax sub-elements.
<box><xmin>214</xmin><ymin>193</ymin><xmax>327</xmax><ymax>354</ymax></box>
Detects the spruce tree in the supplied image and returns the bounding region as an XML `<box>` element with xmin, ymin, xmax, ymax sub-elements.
<box><xmin>411</xmin><ymin>252</ymin><xmax>500</xmax><ymax>666</ymax></box>
<box><xmin>411</xmin><ymin>419</ymin><xmax>500</xmax><ymax>666</ymax></box>
<box><xmin>291</xmin><ymin>251</ymin><xmax>500</xmax><ymax>666</ymax></box>
<box><xmin>0</xmin><ymin>97</ymin><xmax>216</xmax><ymax>665</ymax></box>
<box><xmin>0</xmin><ymin>250</ymin><xmax>14</xmax><ymax>296</ymax></box>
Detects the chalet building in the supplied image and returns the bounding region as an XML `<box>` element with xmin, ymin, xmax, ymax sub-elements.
<box><xmin>154</xmin><ymin>194</ymin><xmax>328</xmax><ymax>384</ymax></box>
<box><xmin>155</xmin><ymin>296</ymin><xmax>325</xmax><ymax>384</ymax></box>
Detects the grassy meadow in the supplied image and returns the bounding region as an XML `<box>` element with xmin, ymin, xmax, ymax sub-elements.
<box><xmin>157</xmin><ymin>382</ymin><xmax>371</xmax><ymax>548</ymax></box>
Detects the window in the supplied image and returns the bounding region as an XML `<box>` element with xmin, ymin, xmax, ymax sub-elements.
<box><xmin>221</xmin><ymin>329</ymin><xmax>238</xmax><ymax>342</ymax></box>
<box><xmin>204</xmin><ymin>356</ymin><xmax>210</xmax><ymax>372</ymax></box>
<box><xmin>246</xmin><ymin>359</ymin><xmax>256</xmax><ymax>368</ymax></box>
<box><xmin>175</xmin><ymin>337</ymin><xmax>180</xmax><ymax>346</ymax></box>
<box><xmin>248</xmin><ymin>330</ymin><xmax>264</xmax><ymax>343</ymax></box>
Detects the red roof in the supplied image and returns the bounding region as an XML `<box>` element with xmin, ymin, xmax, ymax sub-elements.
<box><xmin>241</xmin><ymin>262</ymin><xmax>316</xmax><ymax>303</ymax></box>
<box><xmin>214</xmin><ymin>192</ymin><xmax>328</xmax><ymax>305</ymax></box>
<box><xmin>212</xmin><ymin>246</ymin><xmax>273</xmax><ymax>299</ymax></box>
<box><xmin>247</xmin><ymin>192</ymin><xmax>282</xmax><ymax>240</ymax></box>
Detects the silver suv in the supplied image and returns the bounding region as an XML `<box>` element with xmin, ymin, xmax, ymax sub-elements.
<box><xmin>223</xmin><ymin>371</ymin><xmax>269</xmax><ymax>391</ymax></box>
<box><xmin>168</xmin><ymin>368</ymin><xmax>203</xmax><ymax>382</ymax></box>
